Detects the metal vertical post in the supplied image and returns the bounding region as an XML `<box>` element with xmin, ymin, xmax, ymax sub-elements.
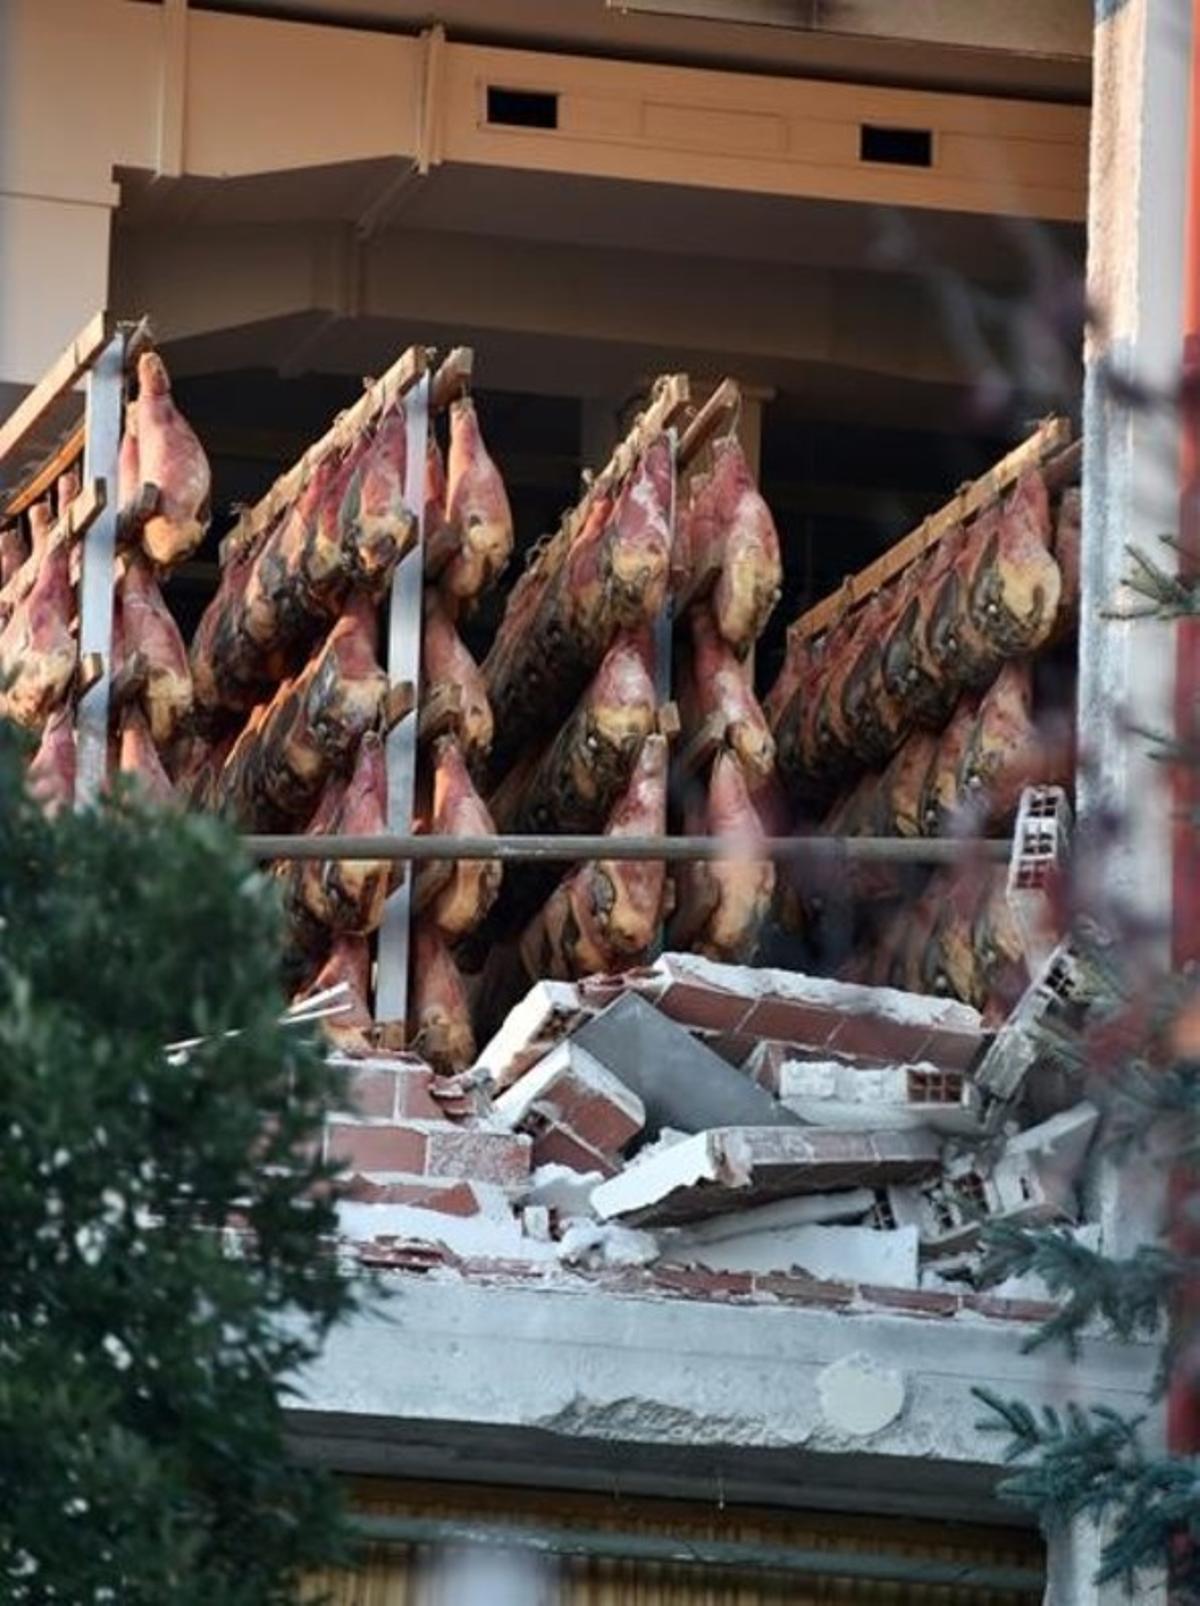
<box><xmin>375</xmin><ymin>373</ymin><xmax>430</xmax><ymax>1029</ymax></box>
<box><xmin>75</xmin><ymin>331</ymin><xmax>125</xmax><ymax>805</ymax></box>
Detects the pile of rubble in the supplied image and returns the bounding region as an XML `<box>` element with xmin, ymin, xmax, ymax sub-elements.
<box><xmin>329</xmin><ymin>944</ymin><xmax>1101</xmax><ymax>1302</ymax></box>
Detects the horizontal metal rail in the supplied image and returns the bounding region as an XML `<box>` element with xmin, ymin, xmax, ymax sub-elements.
<box><xmin>241</xmin><ymin>832</ymin><xmax>1011</xmax><ymax>864</ymax></box>
<box><xmin>347</xmin><ymin>1513</ymin><xmax>1043</xmax><ymax>1594</ymax></box>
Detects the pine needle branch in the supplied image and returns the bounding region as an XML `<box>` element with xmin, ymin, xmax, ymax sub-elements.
<box><xmin>1104</xmin><ymin>539</ymin><xmax>1200</xmax><ymax>620</ymax></box>
<box><xmin>978</xmin><ymin>1223</ymin><xmax>1174</xmax><ymax>1364</ymax></box>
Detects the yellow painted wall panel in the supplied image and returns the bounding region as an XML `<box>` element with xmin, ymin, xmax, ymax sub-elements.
<box><xmin>183</xmin><ymin>11</ymin><xmax>421</xmax><ymax>178</ymax></box>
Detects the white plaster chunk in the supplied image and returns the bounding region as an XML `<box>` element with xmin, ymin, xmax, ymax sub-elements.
<box><xmin>654</xmin><ymin>953</ymin><xmax>983</xmax><ymax>1032</ymax></box>
<box><xmin>473</xmin><ymin>980</ymin><xmax>587</xmax><ymax>1091</ymax></box>
<box><xmin>662</xmin><ymin>1189</ymin><xmax>875</xmax><ymax>1245</ymax></box>
<box><xmin>817</xmin><ymin>1353</ymin><xmax>907</xmax><ymax>1438</ymax></box>
<box><xmin>669</xmin><ymin>1223</ymin><xmax>919</xmax><ymax>1285</ymax></box>
<box><xmin>522</xmin><ymin>1163</ymin><xmax>605</xmax><ymax>1215</ymax></box>
<box><xmin>777</xmin><ymin>1058</ymin><xmax>984</xmax><ymax>1136</ymax></box>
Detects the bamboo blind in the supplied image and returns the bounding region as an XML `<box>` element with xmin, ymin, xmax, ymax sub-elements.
<box><xmin>303</xmin><ymin>1477</ymin><xmax>1042</xmax><ymax>1606</ymax></box>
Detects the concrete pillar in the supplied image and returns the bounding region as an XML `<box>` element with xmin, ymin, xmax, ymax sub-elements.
<box><xmin>1078</xmin><ymin>0</ymin><xmax>1190</xmax><ymax>938</ymax></box>
<box><xmin>1044</xmin><ymin>1517</ymin><xmax>1166</xmax><ymax>1606</ymax></box>
<box><xmin>1065</xmin><ymin>5</ymin><xmax>1186</xmax><ymax>1602</ymax></box>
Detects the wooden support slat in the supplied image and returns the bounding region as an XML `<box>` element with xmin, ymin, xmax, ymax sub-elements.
<box><xmin>1</xmin><ymin>420</ymin><xmax>86</xmax><ymax>520</ymax></box>
<box><xmin>431</xmin><ymin>346</ymin><xmax>473</xmax><ymax>410</ymax></box>
<box><xmin>562</xmin><ymin>373</ymin><xmax>690</xmax><ymax>547</ymax></box>
<box><xmin>676</xmin><ymin>712</ymin><xmax>728</xmax><ymax>781</ymax></box>
<box><xmin>787</xmin><ymin>415</ymin><xmax>1073</xmax><ymax>646</ymax></box>
<box><xmin>418</xmin><ymin>682</ymin><xmax>463</xmax><ymax>744</ymax></box>
<box><xmin>0</xmin><ymin>311</ymin><xmax>113</xmax><ymax>469</ymax></box>
<box><xmin>219</xmin><ymin>343</ymin><xmax>429</xmax><ymax>565</ymax></box>
<box><xmin>677</xmin><ymin>377</ymin><xmax>740</xmax><ymax>469</ymax></box>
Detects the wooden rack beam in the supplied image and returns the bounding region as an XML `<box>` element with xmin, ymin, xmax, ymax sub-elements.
<box><xmin>565</xmin><ymin>372</ymin><xmax>691</xmax><ymax>543</ymax></box>
<box><xmin>787</xmin><ymin>414</ymin><xmax>1073</xmax><ymax>646</ymax></box>
<box><xmin>0</xmin><ymin>312</ymin><xmax>113</xmax><ymax>470</ymax></box>
<box><xmin>677</xmin><ymin>377</ymin><xmax>740</xmax><ymax>469</ymax></box>
<box><xmin>241</xmin><ymin>831</ymin><xmax>1011</xmax><ymax>865</ymax></box>
<box><xmin>2</xmin><ymin>420</ymin><xmax>86</xmax><ymax>520</ymax></box>
<box><xmin>431</xmin><ymin>346</ymin><xmax>473</xmax><ymax>410</ymax></box>
<box><xmin>220</xmin><ymin>343</ymin><xmax>429</xmax><ymax>564</ymax></box>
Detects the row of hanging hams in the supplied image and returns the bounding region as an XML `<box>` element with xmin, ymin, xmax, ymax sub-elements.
<box><xmin>4</xmin><ymin>349</ymin><xmax>211</xmax><ymax>804</ymax></box>
<box><xmin>427</xmin><ymin>422</ymin><xmax>786</xmax><ymax>1067</ymax></box>
<box><xmin>766</xmin><ymin>472</ymin><xmax>1078</xmax><ymax>807</ymax></box>
<box><xmin>763</xmin><ymin>467</ymin><xmax>1080</xmax><ymax>1018</ymax></box>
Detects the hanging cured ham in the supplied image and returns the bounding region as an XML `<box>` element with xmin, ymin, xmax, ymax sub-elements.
<box><xmin>295</xmin><ymin>935</ymin><xmax>375</xmax><ymax>1054</ymax></box>
<box><xmin>0</xmin><ymin>524</ymin><xmax>75</xmax><ymax>728</ymax></box>
<box><xmin>0</xmin><ymin>501</ymin><xmax>53</xmax><ymax>627</ymax></box>
<box><xmin>436</xmin><ymin>396</ymin><xmax>513</xmax><ymax>609</ymax></box>
<box><xmin>193</xmin><ymin>412</ymin><xmax>410</xmax><ymax>714</ymax></box>
<box><xmin>116</xmin><ymin>705</ymin><xmax>176</xmax><ymax>805</ymax></box>
<box><xmin>879</xmin><ymin>728</ymin><xmax>940</xmax><ymax>838</ymax></box>
<box><xmin>26</xmin><ymin>705</ymin><xmax>76</xmax><ymax>814</ymax></box>
<box><xmin>680</xmin><ymin>605</ymin><xmax>775</xmax><ymax>786</ymax></box>
<box><xmin>669</xmin><ymin>747</ymin><xmax>775</xmax><ymax>962</ymax></box>
<box><xmin>882</xmin><ymin>535</ymin><xmax>970</xmax><ymax>729</ymax></box>
<box><xmin>681</xmin><ymin>434</ymin><xmax>781</xmax><ymax>656</ymax></box>
<box><xmin>336</xmin><ymin>403</ymin><xmax>415</xmax><ymax>592</ymax></box>
<box><xmin>286</xmin><ymin>732</ymin><xmax>390</xmax><ymax>934</ymax></box>
<box><xmin>519</xmin><ymin>733</ymin><xmax>669</xmax><ymax>981</ymax></box>
<box><xmin>215</xmin><ymin>595</ymin><xmax>386</xmax><ymax>829</ymax></box>
<box><xmin>957</xmin><ymin>658</ymin><xmax>1067</xmax><ymax>827</ymax></box>
<box><xmin>965</xmin><ymin>470</ymin><xmax>1061</xmax><ymax>658</ymax></box>
<box><xmin>0</xmin><ymin>524</ymin><xmax>27</xmax><ymax>590</ymax></box>
<box><xmin>131</xmin><ymin>352</ymin><xmax>212</xmax><ymax>569</ymax></box>
<box><xmin>410</xmin><ymin>920</ymin><xmax>476</xmax><ymax>1073</ymax></box>
<box><xmin>415</xmin><ymin>735</ymin><xmax>502</xmax><ymax>942</ymax></box>
<box><xmin>422</xmin><ymin>590</ymin><xmax>494</xmax><ymax>764</ymax></box>
<box><xmin>840</xmin><ymin>577</ymin><xmax>913</xmax><ymax>768</ymax></box>
<box><xmin>112</xmin><ymin>554</ymin><xmax>193</xmax><ymax>750</ymax></box>
<box><xmin>918</xmin><ymin>693</ymin><xmax>980</xmax><ymax>836</ymax></box>
<box><xmin>485</xmin><ymin>438</ymin><xmax>670</xmax><ymax>773</ymax></box>
<box><xmin>496</xmin><ymin>630</ymin><xmax>657</xmax><ymax>836</ymax></box>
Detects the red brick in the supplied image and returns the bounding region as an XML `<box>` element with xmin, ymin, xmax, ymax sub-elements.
<box><xmin>528</xmin><ymin>1122</ymin><xmax>619</xmax><ymax>1178</ymax></box>
<box><xmin>337</xmin><ymin>1064</ymin><xmax>445</xmax><ymax>1122</ymax></box>
<box><xmin>652</xmin><ymin>1264</ymin><xmax>755</xmax><ymax>1300</ymax></box>
<box><xmin>325</xmin><ymin>1121</ymin><xmax>427</xmax><ymax>1174</ymax></box>
<box><xmin>339</xmin><ymin>1175</ymin><xmax>487</xmax><ymax>1215</ymax></box>
<box><xmin>750</xmin><ymin>1271</ymin><xmax>857</xmax><ymax>1308</ymax></box>
<box><xmin>424</xmin><ymin>1127</ymin><xmax>531</xmax><ymax>1187</ymax></box>
<box><xmin>966</xmin><ymin>1293</ymin><xmax>1059</xmax><ymax>1324</ymax></box>
<box><xmin>860</xmin><ymin>1284</ymin><xmax>961</xmax><ymax>1317</ymax></box>
<box><xmin>356</xmin><ymin>1241</ymin><xmax>449</xmax><ymax>1272</ymax></box>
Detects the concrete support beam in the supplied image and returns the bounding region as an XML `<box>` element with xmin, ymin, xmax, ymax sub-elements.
<box><xmin>288</xmin><ymin>1275</ymin><xmax>1156</xmax><ymax>1526</ymax></box>
<box><xmin>606</xmin><ymin>1</ymin><xmax>1093</xmax><ymax>62</ymax></box>
<box><xmin>110</xmin><ymin>219</ymin><xmax>1027</xmax><ymax>399</ymax></box>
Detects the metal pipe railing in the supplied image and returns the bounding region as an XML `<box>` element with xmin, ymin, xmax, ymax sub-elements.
<box><xmin>347</xmin><ymin>1512</ymin><xmax>1043</xmax><ymax>1594</ymax></box>
<box><xmin>240</xmin><ymin>832</ymin><xmax>1011</xmax><ymax>864</ymax></box>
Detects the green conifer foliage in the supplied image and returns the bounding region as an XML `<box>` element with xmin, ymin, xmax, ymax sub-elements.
<box><xmin>0</xmin><ymin>721</ymin><xmax>356</xmax><ymax>1604</ymax></box>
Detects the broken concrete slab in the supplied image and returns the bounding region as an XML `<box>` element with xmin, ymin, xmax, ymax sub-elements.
<box><xmin>668</xmin><ymin>1222</ymin><xmax>919</xmax><ymax>1285</ymax></box>
<box><xmin>494</xmin><ymin>1039</ymin><xmax>645</xmax><ymax>1176</ymax></box>
<box><xmin>772</xmin><ymin>1058</ymin><xmax>986</xmax><ymax>1136</ymax></box>
<box><xmin>665</xmin><ymin>1189</ymin><xmax>876</xmax><ymax>1244</ymax></box>
<box><xmin>885</xmin><ymin>1102</ymin><xmax>1100</xmax><ymax>1257</ymax></box>
<box><xmin>585</xmin><ymin>954</ymin><xmax>985</xmax><ymax>1073</ymax></box>
<box><xmin>592</xmin><ymin>1127</ymin><xmax>942</xmax><ymax>1228</ymax></box>
<box><xmin>572</xmin><ymin>992</ymin><xmax>801</xmax><ymax>1141</ymax></box>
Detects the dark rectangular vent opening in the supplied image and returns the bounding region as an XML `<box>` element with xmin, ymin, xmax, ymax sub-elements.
<box><xmin>487</xmin><ymin>86</ymin><xmax>559</xmax><ymax>130</ymax></box>
<box><xmin>859</xmin><ymin>124</ymin><xmax>933</xmax><ymax>167</ymax></box>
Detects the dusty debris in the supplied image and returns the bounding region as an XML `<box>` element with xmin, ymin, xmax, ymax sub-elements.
<box><xmin>592</xmin><ymin>1127</ymin><xmax>942</xmax><ymax>1228</ymax></box>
